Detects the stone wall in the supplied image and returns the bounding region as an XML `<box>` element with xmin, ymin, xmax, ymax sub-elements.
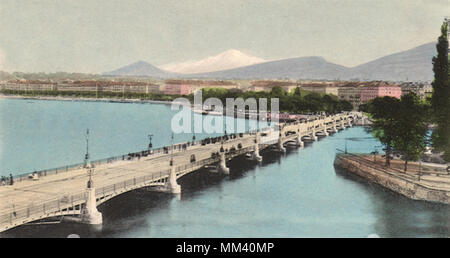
<box><xmin>334</xmin><ymin>154</ymin><xmax>450</xmax><ymax>204</ymax></box>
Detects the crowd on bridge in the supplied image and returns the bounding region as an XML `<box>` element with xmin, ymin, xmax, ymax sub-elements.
<box><xmin>0</xmin><ymin>174</ymin><xmax>14</xmax><ymax>186</ymax></box>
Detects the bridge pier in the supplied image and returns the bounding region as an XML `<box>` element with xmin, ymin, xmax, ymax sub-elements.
<box><xmin>311</xmin><ymin>132</ymin><xmax>318</xmax><ymax>141</ymax></box>
<box><xmin>331</xmin><ymin>125</ymin><xmax>338</xmax><ymax>133</ymax></box>
<box><xmin>277</xmin><ymin>138</ymin><xmax>286</xmax><ymax>153</ymax></box>
<box><xmin>218</xmin><ymin>152</ymin><xmax>230</xmax><ymax>175</ymax></box>
<box><xmin>80</xmin><ymin>185</ymin><xmax>103</xmax><ymax>225</ymax></box>
<box><xmin>148</xmin><ymin>167</ymin><xmax>181</xmax><ymax>194</ymax></box>
<box><xmin>251</xmin><ymin>144</ymin><xmax>262</xmax><ymax>162</ymax></box>
<box><xmin>295</xmin><ymin>136</ymin><xmax>304</xmax><ymax>148</ymax></box>
<box><xmin>251</xmin><ymin>133</ymin><xmax>262</xmax><ymax>162</ymax></box>
<box><xmin>165</xmin><ymin>167</ymin><xmax>181</xmax><ymax>194</ymax></box>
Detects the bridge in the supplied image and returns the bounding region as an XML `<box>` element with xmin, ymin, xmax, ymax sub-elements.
<box><xmin>0</xmin><ymin>112</ymin><xmax>357</xmax><ymax>233</ymax></box>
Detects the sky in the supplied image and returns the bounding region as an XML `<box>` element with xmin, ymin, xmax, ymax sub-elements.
<box><xmin>0</xmin><ymin>0</ymin><xmax>448</xmax><ymax>73</ymax></box>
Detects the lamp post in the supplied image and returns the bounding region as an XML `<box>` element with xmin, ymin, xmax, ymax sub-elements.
<box><xmin>81</xmin><ymin>128</ymin><xmax>102</xmax><ymax>225</ymax></box>
<box><xmin>170</xmin><ymin>133</ymin><xmax>174</xmax><ymax>166</ymax></box>
<box><xmin>344</xmin><ymin>139</ymin><xmax>347</xmax><ymax>154</ymax></box>
<box><xmin>85</xmin><ymin>129</ymin><xmax>94</xmax><ymax>188</ymax></box>
<box><xmin>148</xmin><ymin>134</ymin><xmax>153</xmax><ymax>151</ymax></box>
<box><xmin>85</xmin><ymin>129</ymin><xmax>90</xmax><ymax>168</ymax></box>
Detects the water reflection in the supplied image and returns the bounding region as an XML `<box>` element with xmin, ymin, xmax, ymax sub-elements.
<box><xmin>335</xmin><ymin>168</ymin><xmax>450</xmax><ymax>238</ymax></box>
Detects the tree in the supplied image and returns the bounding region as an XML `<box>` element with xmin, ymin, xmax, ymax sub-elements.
<box><xmin>358</xmin><ymin>103</ymin><xmax>368</xmax><ymax>113</ymax></box>
<box><xmin>294</xmin><ymin>86</ymin><xmax>302</xmax><ymax>97</ymax></box>
<box><xmin>270</xmin><ymin>86</ymin><xmax>285</xmax><ymax>97</ymax></box>
<box><xmin>431</xmin><ymin>21</ymin><xmax>450</xmax><ymax>162</ymax></box>
<box><xmin>392</xmin><ymin>93</ymin><xmax>429</xmax><ymax>171</ymax></box>
<box><xmin>368</xmin><ymin>96</ymin><xmax>400</xmax><ymax>167</ymax></box>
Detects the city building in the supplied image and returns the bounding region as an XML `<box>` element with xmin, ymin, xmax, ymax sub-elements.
<box><xmin>359</xmin><ymin>84</ymin><xmax>402</xmax><ymax>103</ymax></box>
<box><xmin>400</xmin><ymin>82</ymin><xmax>432</xmax><ymax>99</ymax></box>
<box><xmin>164</xmin><ymin>79</ymin><xmax>238</xmax><ymax>94</ymax></box>
<box><xmin>299</xmin><ymin>85</ymin><xmax>339</xmax><ymax>96</ymax></box>
<box><xmin>337</xmin><ymin>82</ymin><xmax>402</xmax><ymax>109</ymax></box>
<box><xmin>247</xmin><ymin>80</ymin><xmax>298</xmax><ymax>93</ymax></box>
<box><xmin>163</xmin><ymin>84</ymin><xmax>191</xmax><ymax>95</ymax></box>
<box><xmin>338</xmin><ymin>86</ymin><xmax>362</xmax><ymax>109</ymax></box>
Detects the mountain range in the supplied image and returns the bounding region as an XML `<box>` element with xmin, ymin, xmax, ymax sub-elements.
<box><xmin>105</xmin><ymin>42</ymin><xmax>437</xmax><ymax>81</ymax></box>
<box><xmin>341</xmin><ymin>42</ymin><xmax>435</xmax><ymax>81</ymax></box>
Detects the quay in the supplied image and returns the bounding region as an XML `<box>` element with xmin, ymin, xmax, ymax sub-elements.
<box><xmin>0</xmin><ymin>113</ymin><xmax>357</xmax><ymax>233</ymax></box>
<box><xmin>334</xmin><ymin>153</ymin><xmax>450</xmax><ymax>204</ymax></box>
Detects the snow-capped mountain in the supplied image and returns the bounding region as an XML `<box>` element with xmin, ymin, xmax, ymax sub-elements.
<box><xmin>161</xmin><ymin>49</ymin><xmax>266</xmax><ymax>74</ymax></box>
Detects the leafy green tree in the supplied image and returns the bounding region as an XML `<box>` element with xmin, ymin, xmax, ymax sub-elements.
<box><xmin>431</xmin><ymin>21</ymin><xmax>450</xmax><ymax>162</ymax></box>
<box><xmin>358</xmin><ymin>103</ymin><xmax>368</xmax><ymax>113</ymax></box>
<box><xmin>339</xmin><ymin>100</ymin><xmax>353</xmax><ymax>112</ymax></box>
<box><xmin>294</xmin><ymin>86</ymin><xmax>302</xmax><ymax>97</ymax></box>
<box><xmin>368</xmin><ymin>96</ymin><xmax>401</xmax><ymax>167</ymax></box>
<box><xmin>392</xmin><ymin>93</ymin><xmax>429</xmax><ymax>171</ymax></box>
<box><xmin>270</xmin><ymin>86</ymin><xmax>285</xmax><ymax>97</ymax></box>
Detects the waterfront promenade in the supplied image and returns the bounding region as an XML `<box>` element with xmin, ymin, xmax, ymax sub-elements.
<box><xmin>0</xmin><ymin>113</ymin><xmax>356</xmax><ymax>232</ymax></box>
<box><xmin>334</xmin><ymin>153</ymin><xmax>450</xmax><ymax>204</ymax></box>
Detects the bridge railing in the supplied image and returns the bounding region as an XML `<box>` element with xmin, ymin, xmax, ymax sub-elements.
<box><xmin>4</xmin><ymin>139</ymin><xmax>208</xmax><ymax>186</ymax></box>
<box><xmin>0</xmin><ymin>190</ymin><xmax>87</xmax><ymax>229</ymax></box>
<box><xmin>95</xmin><ymin>168</ymin><xmax>172</xmax><ymax>199</ymax></box>
<box><xmin>0</xmin><ymin>140</ymin><xmax>263</xmax><ymax>230</ymax></box>
<box><xmin>172</xmin><ymin>146</ymin><xmax>255</xmax><ymax>174</ymax></box>
<box><xmin>1</xmin><ymin>168</ymin><xmax>177</xmax><ymax>230</ymax></box>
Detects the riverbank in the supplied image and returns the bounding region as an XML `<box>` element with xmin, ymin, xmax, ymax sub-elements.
<box><xmin>0</xmin><ymin>93</ymin><xmax>180</xmax><ymax>106</ymax></box>
<box><xmin>334</xmin><ymin>153</ymin><xmax>450</xmax><ymax>204</ymax></box>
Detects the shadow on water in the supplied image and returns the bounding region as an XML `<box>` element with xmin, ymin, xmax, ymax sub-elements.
<box><xmin>178</xmin><ymin>149</ymin><xmax>285</xmax><ymax>198</ymax></box>
<box><xmin>335</xmin><ymin>167</ymin><xmax>450</xmax><ymax>238</ymax></box>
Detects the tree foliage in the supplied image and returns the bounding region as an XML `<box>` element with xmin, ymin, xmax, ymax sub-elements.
<box><xmin>368</xmin><ymin>93</ymin><xmax>430</xmax><ymax>171</ymax></box>
<box><xmin>368</xmin><ymin>96</ymin><xmax>400</xmax><ymax>167</ymax></box>
<box><xmin>199</xmin><ymin>87</ymin><xmax>352</xmax><ymax>114</ymax></box>
<box><xmin>431</xmin><ymin>21</ymin><xmax>450</xmax><ymax>162</ymax></box>
<box><xmin>392</xmin><ymin>94</ymin><xmax>429</xmax><ymax>171</ymax></box>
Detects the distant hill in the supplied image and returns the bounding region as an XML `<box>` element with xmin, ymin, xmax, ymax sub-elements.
<box><xmin>104</xmin><ymin>61</ymin><xmax>177</xmax><ymax>78</ymax></box>
<box><xmin>187</xmin><ymin>56</ymin><xmax>347</xmax><ymax>80</ymax></box>
<box><xmin>0</xmin><ymin>71</ymin><xmax>14</xmax><ymax>81</ymax></box>
<box><xmin>105</xmin><ymin>42</ymin><xmax>437</xmax><ymax>82</ymax></box>
<box><xmin>343</xmin><ymin>42</ymin><xmax>436</xmax><ymax>81</ymax></box>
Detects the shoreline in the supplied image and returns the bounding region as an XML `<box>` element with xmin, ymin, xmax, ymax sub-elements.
<box><xmin>0</xmin><ymin>94</ymin><xmax>264</xmax><ymax>122</ymax></box>
<box><xmin>0</xmin><ymin>93</ymin><xmax>180</xmax><ymax>106</ymax></box>
<box><xmin>334</xmin><ymin>153</ymin><xmax>450</xmax><ymax>204</ymax></box>
<box><xmin>0</xmin><ymin>93</ymin><xmax>268</xmax><ymax>121</ymax></box>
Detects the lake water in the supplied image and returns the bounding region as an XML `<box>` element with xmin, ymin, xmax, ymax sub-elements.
<box><xmin>1</xmin><ymin>98</ymin><xmax>449</xmax><ymax>238</ymax></box>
